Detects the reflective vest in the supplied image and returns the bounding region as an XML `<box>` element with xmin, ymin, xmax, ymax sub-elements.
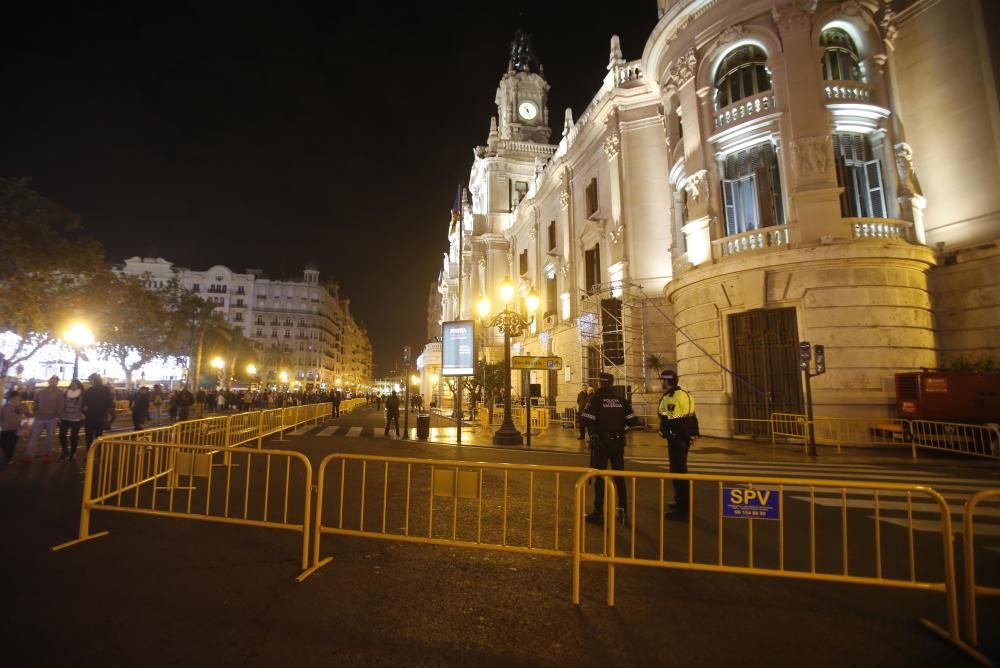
<box><xmin>658</xmin><ymin>388</ymin><xmax>695</xmax><ymax>419</ymax></box>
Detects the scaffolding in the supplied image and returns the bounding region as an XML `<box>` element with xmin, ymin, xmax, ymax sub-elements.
<box><xmin>578</xmin><ymin>281</ymin><xmax>648</xmax><ymax>399</ymax></box>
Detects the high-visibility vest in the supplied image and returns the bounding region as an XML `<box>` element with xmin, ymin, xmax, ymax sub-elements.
<box><xmin>658</xmin><ymin>389</ymin><xmax>695</xmax><ymax>419</ymax></box>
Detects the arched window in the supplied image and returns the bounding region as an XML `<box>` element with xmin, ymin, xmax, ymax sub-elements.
<box><xmin>821</xmin><ymin>28</ymin><xmax>862</xmax><ymax>81</ymax></box>
<box><xmin>714</xmin><ymin>45</ymin><xmax>771</xmax><ymax>110</ymax></box>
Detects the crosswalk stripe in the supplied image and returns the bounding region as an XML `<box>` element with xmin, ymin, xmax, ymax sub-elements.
<box><xmin>371</xmin><ymin>431</ymin><xmax>383</xmax><ymax>439</ymax></box>
<box><xmin>879</xmin><ymin>517</ymin><xmax>1000</xmax><ymax>537</ymax></box>
<box><xmin>346</xmin><ymin>427</ymin><xmax>362</xmax><ymax>438</ymax></box>
<box><xmin>787</xmin><ymin>495</ymin><xmax>1000</xmax><ymax>518</ymax></box>
<box><xmin>627</xmin><ymin>460</ymin><xmax>999</xmax><ymax>487</ymax></box>
<box><xmin>317</xmin><ymin>427</ymin><xmax>338</xmax><ymax>437</ymax></box>
<box><xmin>289</xmin><ymin>426</ymin><xmax>312</xmax><ymax>436</ymax></box>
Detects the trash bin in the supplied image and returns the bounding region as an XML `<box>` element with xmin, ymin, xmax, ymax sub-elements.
<box><xmin>416</xmin><ymin>413</ymin><xmax>431</xmax><ymax>441</ymax></box>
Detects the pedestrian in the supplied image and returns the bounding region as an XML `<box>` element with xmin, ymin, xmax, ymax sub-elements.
<box><xmin>81</xmin><ymin>373</ymin><xmax>114</xmax><ymax>452</ymax></box>
<box><xmin>151</xmin><ymin>384</ymin><xmax>165</xmax><ymax>424</ymax></box>
<box><xmin>176</xmin><ymin>386</ymin><xmax>195</xmax><ymax>421</ymax></box>
<box><xmin>576</xmin><ymin>384</ymin><xmax>592</xmax><ymax>440</ymax></box>
<box><xmin>332</xmin><ymin>391</ymin><xmax>342</xmax><ymax>418</ymax></box>
<box><xmin>216</xmin><ymin>390</ymin><xmax>225</xmax><ymax>412</ymax></box>
<box><xmin>581</xmin><ymin>372</ymin><xmax>640</xmax><ymax>526</ymax></box>
<box><xmin>384</xmin><ymin>390</ymin><xmax>401</xmax><ymax>437</ymax></box>
<box><xmin>1</xmin><ymin>391</ymin><xmax>30</xmax><ymax>464</ymax></box>
<box><xmin>26</xmin><ymin>375</ymin><xmax>64</xmax><ymax>459</ymax></box>
<box><xmin>168</xmin><ymin>391</ymin><xmax>179</xmax><ymax>421</ymax></box>
<box><xmin>58</xmin><ymin>379</ymin><xmax>85</xmax><ymax>460</ymax></box>
<box><xmin>130</xmin><ymin>386</ymin><xmax>151</xmax><ymax>431</ymax></box>
<box><xmin>657</xmin><ymin>369</ymin><xmax>700</xmax><ymax>521</ymax></box>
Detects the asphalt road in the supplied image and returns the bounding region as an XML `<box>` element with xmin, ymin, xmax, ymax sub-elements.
<box><xmin>2</xmin><ymin>405</ymin><xmax>997</xmax><ymax>666</ymax></box>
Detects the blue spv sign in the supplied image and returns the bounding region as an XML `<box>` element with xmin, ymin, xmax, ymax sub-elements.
<box><xmin>722</xmin><ymin>487</ymin><xmax>780</xmax><ymax>520</ymax></box>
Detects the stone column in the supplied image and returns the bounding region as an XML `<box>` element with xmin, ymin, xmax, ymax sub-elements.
<box><xmin>772</xmin><ymin>1</ymin><xmax>843</xmax><ymax>241</ymax></box>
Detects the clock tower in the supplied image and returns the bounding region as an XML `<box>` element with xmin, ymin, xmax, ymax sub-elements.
<box><xmin>495</xmin><ymin>29</ymin><xmax>551</xmax><ymax>144</ymax></box>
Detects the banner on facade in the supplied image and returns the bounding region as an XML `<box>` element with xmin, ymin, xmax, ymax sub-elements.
<box><xmin>511</xmin><ymin>356</ymin><xmax>563</xmax><ymax>371</ymax></box>
<box><xmin>441</xmin><ymin>320</ymin><xmax>476</xmax><ymax>376</ymax></box>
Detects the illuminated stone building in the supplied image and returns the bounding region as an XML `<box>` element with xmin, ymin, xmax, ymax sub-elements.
<box><xmin>118</xmin><ymin>258</ymin><xmax>373</xmax><ymax>390</ymax></box>
<box><xmin>429</xmin><ymin>0</ymin><xmax>1000</xmax><ymax>434</ymax></box>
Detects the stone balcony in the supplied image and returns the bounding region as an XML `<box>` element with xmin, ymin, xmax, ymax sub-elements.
<box><xmin>714</xmin><ymin>92</ymin><xmax>776</xmax><ymax>130</ymax></box>
<box><xmin>846</xmin><ymin>217</ymin><xmax>913</xmax><ymax>242</ymax></box>
<box><xmin>714</xmin><ymin>223</ymin><xmax>792</xmax><ymax>260</ymax></box>
<box><xmin>823</xmin><ymin>80</ymin><xmax>873</xmax><ymax>103</ymax></box>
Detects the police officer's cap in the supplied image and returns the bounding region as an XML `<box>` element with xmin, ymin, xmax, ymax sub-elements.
<box><xmin>659</xmin><ymin>369</ymin><xmax>678</xmax><ymax>383</ymax></box>
<box><xmin>598</xmin><ymin>372</ymin><xmax>614</xmax><ymax>386</ymax></box>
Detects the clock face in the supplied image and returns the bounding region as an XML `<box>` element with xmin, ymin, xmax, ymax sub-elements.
<box><xmin>517</xmin><ymin>101</ymin><xmax>538</xmax><ymax>121</ymax></box>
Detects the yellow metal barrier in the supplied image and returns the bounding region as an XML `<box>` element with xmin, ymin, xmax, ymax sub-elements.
<box><xmin>297</xmin><ymin>453</ymin><xmax>593</xmax><ymax>581</ymax></box>
<box><xmin>52</xmin><ymin>439</ymin><xmax>315</xmax><ymax>570</ymax></box>
<box><xmin>770</xmin><ymin>412</ymin><xmax>999</xmax><ymax>459</ymax></box>
<box><xmin>572</xmin><ymin>470</ymin><xmax>962</xmax><ymax>647</ymax></box>
<box><xmin>963</xmin><ymin>489</ymin><xmax>1000</xmax><ymax>657</ymax></box>
<box><xmin>530</xmin><ymin>407</ymin><xmax>550</xmax><ymax>431</ymax></box>
<box><xmin>770</xmin><ymin>412</ymin><xmax>808</xmax><ymax>447</ymax></box>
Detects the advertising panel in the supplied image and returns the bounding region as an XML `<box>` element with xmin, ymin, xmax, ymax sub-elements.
<box><xmin>441</xmin><ymin>320</ymin><xmax>476</xmax><ymax>376</ymax></box>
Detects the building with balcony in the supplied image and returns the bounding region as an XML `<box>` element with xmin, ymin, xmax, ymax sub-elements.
<box><xmin>118</xmin><ymin>259</ymin><xmax>374</xmax><ymax>390</ymax></box>
<box><xmin>428</xmin><ymin>1</ymin><xmax>1000</xmax><ymax>435</ymax></box>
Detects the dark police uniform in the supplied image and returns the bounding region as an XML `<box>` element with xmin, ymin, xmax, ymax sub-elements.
<box><xmin>658</xmin><ymin>375</ymin><xmax>699</xmax><ymax>516</ymax></box>
<box><xmin>580</xmin><ymin>374</ymin><xmax>640</xmax><ymax>520</ymax></box>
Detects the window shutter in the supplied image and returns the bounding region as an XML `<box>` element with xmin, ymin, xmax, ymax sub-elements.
<box><xmin>723</xmin><ymin>179</ymin><xmax>738</xmax><ymax>236</ymax></box>
<box><xmin>834</xmin><ymin>154</ymin><xmax>850</xmax><ymax>217</ymax></box>
<box><xmin>864</xmin><ymin>159</ymin><xmax>886</xmax><ymax>218</ymax></box>
<box><xmin>740</xmin><ymin>174</ymin><xmax>760</xmax><ymax>231</ymax></box>
<box><xmin>755</xmin><ymin>167</ymin><xmax>775</xmax><ymax>228</ymax></box>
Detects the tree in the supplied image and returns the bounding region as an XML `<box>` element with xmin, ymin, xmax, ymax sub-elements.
<box><xmin>0</xmin><ymin>178</ymin><xmax>105</xmax><ymax>394</ymax></box>
<box><xmin>93</xmin><ymin>275</ymin><xmax>186</xmax><ymax>390</ymax></box>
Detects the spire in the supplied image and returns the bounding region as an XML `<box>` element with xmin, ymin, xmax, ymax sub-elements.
<box><xmin>608</xmin><ymin>35</ymin><xmax>625</xmax><ymax>71</ymax></box>
<box><xmin>509</xmin><ymin>28</ymin><xmax>542</xmax><ymax>74</ymax></box>
<box><xmin>563</xmin><ymin>108</ymin><xmax>574</xmax><ymax>137</ymax></box>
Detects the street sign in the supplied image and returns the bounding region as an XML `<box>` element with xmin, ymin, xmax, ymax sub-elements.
<box><xmin>814</xmin><ymin>344</ymin><xmax>826</xmax><ymax>374</ymax></box>
<box><xmin>511</xmin><ymin>356</ymin><xmax>563</xmax><ymax>371</ymax></box>
<box><xmin>721</xmin><ymin>487</ymin><xmax>780</xmax><ymax>520</ymax></box>
<box><xmin>441</xmin><ymin>320</ymin><xmax>476</xmax><ymax>376</ymax></box>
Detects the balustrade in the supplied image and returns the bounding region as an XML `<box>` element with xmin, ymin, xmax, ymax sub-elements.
<box><xmin>824</xmin><ymin>81</ymin><xmax>872</xmax><ymax>102</ymax></box>
<box><xmin>714</xmin><ymin>93</ymin><xmax>775</xmax><ymax>129</ymax></box>
<box><xmin>716</xmin><ymin>224</ymin><xmax>791</xmax><ymax>259</ymax></box>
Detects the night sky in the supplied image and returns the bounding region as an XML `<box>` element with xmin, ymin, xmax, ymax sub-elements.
<box><xmin>0</xmin><ymin>1</ymin><xmax>656</xmax><ymax>374</ymax></box>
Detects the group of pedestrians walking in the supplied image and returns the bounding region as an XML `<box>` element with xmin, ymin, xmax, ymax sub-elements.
<box><xmin>1</xmin><ymin>373</ymin><xmax>114</xmax><ymax>464</ymax></box>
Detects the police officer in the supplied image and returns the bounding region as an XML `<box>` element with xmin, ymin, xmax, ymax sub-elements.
<box><xmin>658</xmin><ymin>369</ymin><xmax>699</xmax><ymax>521</ymax></box>
<box><xmin>581</xmin><ymin>372</ymin><xmax>640</xmax><ymax>526</ymax></box>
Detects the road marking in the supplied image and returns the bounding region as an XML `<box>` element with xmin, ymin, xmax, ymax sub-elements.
<box><xmin>289</xmin><ymin>426</ymin><xmax>313</xmax><ymax>436</ymax></box>
<box><xmin>346</xmin><ymin>427</ymin><xmax>362</xmax><ymax>438</ymax></box>
<box><xmin>317</xmin><ymin>427</ymin><xmax>338</xmax><ymax>437</ymax></box>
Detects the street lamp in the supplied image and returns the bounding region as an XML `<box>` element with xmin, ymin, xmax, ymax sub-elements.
<box><xmin>476</xmin><ymin>277</ymin><xmax>539</xmax><ymax>445</ymax></box>
<box><xmin>211</xmin><ymin>356</ymin><xmax>225</xmax><ymax>390</ymax></box>
<box><xmin>279</xmin><ymin>370</ymin><xmax>289</xmax><ymax>387</ymax></box>
<box><xmin>63</xmin><ymin>322</ymin><xmax>94</xmax><ymax>380</ymax></box>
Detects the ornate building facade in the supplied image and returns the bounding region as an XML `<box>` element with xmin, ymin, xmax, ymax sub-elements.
<box><xmin>118</xmin><ymin>258</ymin><xmax>373</xmax><ymax>389</ymax></box>
<box><xmin>428</xmin><ymin>1</ymin><xmax>1000</xmax><ymax>435</ymax></box>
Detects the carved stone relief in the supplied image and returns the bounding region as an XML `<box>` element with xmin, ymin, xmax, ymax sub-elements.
<box><xmin>603</xmin><ymin>131</ymin><xmax>621</xmax><ymax>159</ymax></box>
<box><xmin>771</xmin><ymin>0</ymin><xmax>817</xmax><ymax>33</ymax></box>
<box><xmin>791</xmin><ymin>136</ymin><xmax>833</xmax><ymax>177</ymax></box>
<box><xmin>610</xmin><ymin>220</ymin><xmax>625</xmax><ymax>244</ymax></box>
<box><xmin>717</xmin><ymin>24</ymin><xmax>745</xmax><ymax>46</ymax></box>
<box><xmin>684</xmin><ymin>170</ymin><xmax>708</xmax><ymax>203</ymax></box>
<box><xmin>894</xmin><ymin>142</ymin><xmax>923</xmax><ymax>196</ymax></box>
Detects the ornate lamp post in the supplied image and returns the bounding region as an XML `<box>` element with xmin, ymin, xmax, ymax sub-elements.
<box><xmin>476</xmin><ymin>277</ymin><xmax>539</xmax><ymax>445</ymax></box>
<box><xmin>63</xmin><ymin>322</ymin><xmax>94</xmax><ymax>381</ymax></box>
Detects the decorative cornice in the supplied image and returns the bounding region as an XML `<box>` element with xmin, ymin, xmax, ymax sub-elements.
<box><xmin>717</xmin><ymin>24</ymin><xmax>745</xmax><ymax>46</ymax></box>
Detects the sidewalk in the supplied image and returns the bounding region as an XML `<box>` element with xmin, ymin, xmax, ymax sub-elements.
<box><xmin>412</xmin><ymin>410</ymin><xmax>1000</xmax><ymax>470</ymax></box>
